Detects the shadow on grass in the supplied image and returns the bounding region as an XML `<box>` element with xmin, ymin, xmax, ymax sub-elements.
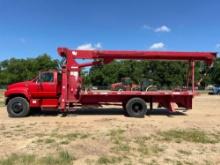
<box><xmin>30</xmin><ymin>108</ymin><xmax>124</xmax><ymax>117</ymax></box>
<box><xmin>30</xmin><ymin>107</ymin><xmax>187</xmax><ymax>117</ymax></box>
<box><xmin>147</xmin><ymin>108</ymin><xmax>187</xmax><ymax>117</ymax></box>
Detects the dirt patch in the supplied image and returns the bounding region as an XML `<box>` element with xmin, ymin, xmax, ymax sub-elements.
<box><xmin>0</xmin><ymin>95</ymin><xmax>220</xmax><ymax>164</ymax></box>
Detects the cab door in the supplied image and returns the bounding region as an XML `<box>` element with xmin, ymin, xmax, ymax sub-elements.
<box><xmin>29</xmin><ymin>71</ymin><xmax>58</xmax><ymax>98</ymax></box>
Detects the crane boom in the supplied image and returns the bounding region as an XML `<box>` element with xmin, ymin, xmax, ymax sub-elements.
<box><xmin>58</xmin><ymin>47</ymin><xmax>216</xmax><ymax>66</ymax></box>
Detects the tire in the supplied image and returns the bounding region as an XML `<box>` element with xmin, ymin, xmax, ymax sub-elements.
<box><xmin>122</xmin><ymin>102</ymin><xmax>129</xmax><ymax>116</ymax></box>
<box><xmin>7</xmin><ymin>97</ymin><xmax>30</xmax><ymax>117</ymax></box>
<box><xmin>125</xmin><ymin>97</ymin><xmax>147</xmax><ymax>118</ymax></box>
<box><xmin>122</xmin><ymin>102</ymin><xmax>126</xmax><ymax>110</ymax></box>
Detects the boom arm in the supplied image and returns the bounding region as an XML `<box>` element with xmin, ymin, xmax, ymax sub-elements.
<box><xmin>58</xmin><ymin>47</ymin><xmax>216</xmax><ymax>67</ymax></box>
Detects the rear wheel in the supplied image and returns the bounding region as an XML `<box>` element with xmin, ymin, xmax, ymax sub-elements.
<box><xmin>7</xmin><ymin>97</ymin><xmax>30</xmax><ymax>117</ymax></box>
<box><xmin>126</xmin><ymin>97</ymin><xmax>147</xmax><ymax>118</ymax></box>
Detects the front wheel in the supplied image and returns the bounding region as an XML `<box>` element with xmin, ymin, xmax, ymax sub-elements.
<box><xmin>7</xmin><ymin>97</ymin><xmax>30</xmax><ymax>117</ymax></box>
<box><xmin>125</xmin><ymin>97</ymin><xmax>147</xmax><ymax>118</ymax></box>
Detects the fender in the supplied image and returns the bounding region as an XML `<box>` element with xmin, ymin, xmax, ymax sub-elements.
<box><xmin>5</xmin><ymin>88</ymin><xmax>31</xmax><ymax>104</ymax></box>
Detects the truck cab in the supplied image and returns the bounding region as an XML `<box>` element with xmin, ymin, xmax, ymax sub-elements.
<box><xmin>5</xmin><ymin>70</ymin><xmax>61</xmax><ymax>117</ymax></box>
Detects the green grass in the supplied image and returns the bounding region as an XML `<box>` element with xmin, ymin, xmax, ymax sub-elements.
<box><xmin>33</xmin><ymin>132</ymin><xmax>89</xmax><ymax>146</ymax></box>
<box><xmin>0</xmin><ymin>90</ymin><xmax>4</xmax><ymax>96</ymax></box>
<box><xmin>134</xmin><ymin>136</ymin><xmax>164</xmax><ymax>156</ymax></box>
<box><xmin>64</xmin><ymin>132</ymin><xmax>89</xmax><ymax>140</ymax></box>
<box><xmin>178</xmin><ymin>149</ymin><xmax>191</xmax><ymax>155</ymax></box>
<box><xmin>34</xmin><ymin>138</ymin><xmax>55</xmax><ymax>144</ymax></box>
<box><xmin>0</xmin><ymin>90</ymin><xmax>4</xmax><ymax>103</ymax></box>
<box><xmin>97</xmin><ymin>155</ymin><xmax>122</xmax><ymax>165</ymax></box>
<box><xmin>44</xmin><ymin>138</ymin><xmax>56</xmax><ymax>144</ymax></box>
<box><xmin>0</xmin><ymin>151</ymin><xmax>75</xmax><ymax>165</ymax></box>
<box><xmin>40</xmin><ymin>151</ymin><xmax>74</xmax><ymax>165</ymax></box>
<box><xmin>138</xmin><ymin>144</ymin><xmax>163</xmax><ymax>156</ymax></box>
<box><xmin>35</xmin><ymin>139</ymin><xmax>44</xmax><ymax>143</ymax></box>
<box><xmin>135</xmin><ymin>136</ymin><xmax>151</xmax><ymax>145</ymax></box>
<box><xmin>0</xmin><ymin>153</ymin><xmax>35</xmax><ymax>165</ymax></box>
<box><xmin>107</xmin><ymin>129</ymin><xmax>131</xmax><ymax>154</ymax></box>
<box><xmin>60</xmin><ymin>140</ymin><xmax>70</xmax><ymax>145</ymax></box>
<box><xmin>35</xmin><ymin>133</ymin><xmax>46</xmax><ymax>137</ymax></box>
<box><xmin>108</xmin><ymin>129</ymin><xmax>125</xmax><ymax>144</ymax></box>
<box><xmin>0</xmin><ymin>101</ymin><xmax>4</xmax><ymax>107</ymax></box>
<box><xmin>197</xmin><ymin>90</ymin><xmax>209</xmax><ymax>95</ymax></box>
<box><xmin>50</xmin><ymin>132</ymin><xmax>89</xmax><ymax>141</ymax></box>
<box><xmin>111</xmin><ymin>143</ymin><xmax>130</xmax><ymax>152</ymax></box>
<box><xmin>0</xmin><ymin>89</ymin><xmax>5</xmax><ymax>107</ymax></box>
<box><xmin>158</xmin><ymin>129</ymin><xmax>218</xmax><ymax>144</ymax></box>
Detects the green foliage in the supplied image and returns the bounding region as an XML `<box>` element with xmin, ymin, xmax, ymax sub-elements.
<box><xmin>86</xmin><ymin>58</ymin><xmax>220</xmax><ymax>88</ymax></box>
<box><xmin>210</xmin><ymin>58</ymin><xmax>220</xmax><ymax>85</ymax></box>
<box><xmin>87</xmin><ymin>60</ymin><xmax>187</xmax><ymax>88</ymax></box>
<box><xmin>0</xmin><ymin>54</ymin><xmax>58</xmax><ymax>87</ymax></box>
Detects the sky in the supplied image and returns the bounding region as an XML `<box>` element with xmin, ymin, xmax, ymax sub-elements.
<box><xmin>0</xmin><ymin>0</ymin><xmax>220</xmax><ymax>61</ymax></box>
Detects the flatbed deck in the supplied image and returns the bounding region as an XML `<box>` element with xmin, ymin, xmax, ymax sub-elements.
<box><xmin>79</xmin><ymin>90</ymin><xmax>194</xmax><ymax>111</ymax></box>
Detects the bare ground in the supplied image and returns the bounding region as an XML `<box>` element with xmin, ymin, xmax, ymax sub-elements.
<box><xmin>0</xmin><ymin>95</ymin><xmax>220</xmax><ymax>164</ymax></box>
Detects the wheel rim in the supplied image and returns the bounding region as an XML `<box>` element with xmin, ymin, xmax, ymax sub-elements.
<box><xmin>11</xmin><ymin>102</ymin><xmax>23</xmax><ymax>113</ymax></box>
<box><xmin>132</xmin><ymin>102</ymin><xmax>143</xmax><ymax>113</ymax></box>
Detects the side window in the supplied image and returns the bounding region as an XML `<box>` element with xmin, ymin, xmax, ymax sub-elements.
<box><xmin>39</xmin><ymin>72</ymin><xmax>54</xmax><ymax>82</ymax></box>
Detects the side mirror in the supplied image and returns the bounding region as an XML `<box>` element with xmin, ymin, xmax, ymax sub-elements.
<box><xmin>36</xmin><ymin>72</ymin><xmax>42</xmax><ymax>83</ymax></box>
<box><xmin>35</xmin><ymin>76</ymin><xmax>40</xmax><ymax>84</ymax></box>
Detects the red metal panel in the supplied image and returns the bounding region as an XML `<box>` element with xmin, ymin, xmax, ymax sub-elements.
<box><xmin>79</xmin><ymin>91</ymin><xmax>193</xmax><ymax>109</ymax></box>
<box><xmin>41</xmin><ymin>99</ymin><xmax>58</xmax><ymax>108</ymax></box>
<box><xmin>30</xmin><ymin>98</ymin><xmax>58</xmax><ymax>108</ymax></box>
<box><xmin>60</xmin><ymin>68</ymin><xmax>68</xmax><ymax>111</ymax></box>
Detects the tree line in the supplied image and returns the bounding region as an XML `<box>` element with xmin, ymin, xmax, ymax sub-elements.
<box><xmin>0</xmin><ymin>54</ymin><xmax>58</xmax><ymax>88</ymax></box>
<box><xmin>0</xmin><ymin>54</ymin><xmax>219</xmax><ymax>89</ymax></box>
<box><xmin>85</xmin><ymin>59</ymin><xmax>220</xmax><ymax>89</ymax></box>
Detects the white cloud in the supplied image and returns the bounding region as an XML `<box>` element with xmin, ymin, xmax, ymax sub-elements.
<box><xmin>216</xmin><ymin>43</ymin><xmax>220</xmax><ymax>48</ymax></box>
<box><xmin>149</xmin><ymin>42</ymin><xmax>165</xmax><ymax>50</ymax></box>
<box><xmin>76</xmin><ymin>42</ymin><xmax>102</xmax><ymax>50</ymax></box>
<box><xmin>142</xmin><ymin>24</ymin><xmax>171</xmax><ymax>33</ymax></box>
<box><xmin>95</xmin><ymin>42</ymin><xmax>102</xmax><ymax>49</ymax></box>
<box><xmin>154</xmin><ymin>25</ymin><xmax>171</xmax><ymax>32</ymax></box>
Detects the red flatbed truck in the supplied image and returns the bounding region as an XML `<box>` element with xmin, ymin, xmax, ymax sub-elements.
<box><xmin>4</xmin><ymin>48</ymin><xmax>216</xmax><ymax>117</ymax></box>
